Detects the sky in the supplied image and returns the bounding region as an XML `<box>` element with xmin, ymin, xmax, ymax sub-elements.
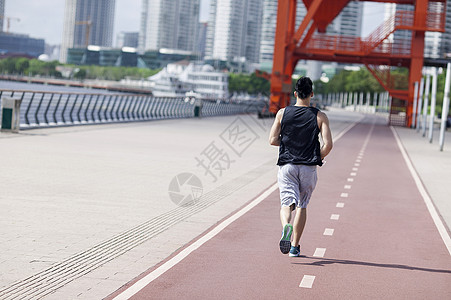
<box><xmin>2</xmin><ymin>0</ymin><xmax>384</xmax><ymax>46</ymax></box>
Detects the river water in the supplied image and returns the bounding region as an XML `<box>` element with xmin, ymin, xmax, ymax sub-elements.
<box><xmin>0</xmin><ymin>80</ymin><xmax>115</xmax><ymax>94</ymax></box>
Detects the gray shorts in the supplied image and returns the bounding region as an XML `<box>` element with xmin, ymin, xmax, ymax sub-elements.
<box><xmin>278</xmin><ymin>164</ymin><xmax>318</xmax><ymax>208</ymax></box>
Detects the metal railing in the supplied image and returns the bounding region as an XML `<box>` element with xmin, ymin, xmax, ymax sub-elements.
<box><xmin>0</xmin><ymin>90</ymin><xmax>267</xmax><ymax>129</ymax></box>
<box><xmin>305</xmin><ymin>7</ymin><xmax>446</xmax><ymax>58</ymax></box>
<box><xmin>321</xmin><ymin>91</ymin><xmax>391</xmax><ymax>115</ymax></box>
<box><xmin>305</xmin><ymin>35</ymin><xmax>362</xmax><ymax>53</ymax></box>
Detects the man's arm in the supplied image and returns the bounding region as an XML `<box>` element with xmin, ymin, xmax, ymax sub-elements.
<box><xmin>269</xmin><ymin>109</ymin><xmax>284</xmax><ymax>146</ymax></box>
<box><xmin>317</xmin><ymin>111</ymin><xmax>333</xmax><ymax>159</ymax></box>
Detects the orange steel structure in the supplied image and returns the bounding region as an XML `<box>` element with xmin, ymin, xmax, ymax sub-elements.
<box><xmin>269</xmin><ymin>0</ymin><xmax>446</xmax><ymax>126</ymax></box>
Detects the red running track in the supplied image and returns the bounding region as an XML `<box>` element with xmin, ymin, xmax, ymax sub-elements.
<box><xmin>108</xmin><ymin>117</ymin><xmax>451</xmax><ymax>299</ymax></box>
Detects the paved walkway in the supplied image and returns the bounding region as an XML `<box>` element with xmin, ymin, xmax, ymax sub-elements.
<box><xmin>393</xmin><ymin>124</ymin><xmax>451</xmax><ymax>232</ymax></box>
<box><xmin>0</xmin><ymin>109</ymin><xmax>450</xmax><ymax>299</ymax></box>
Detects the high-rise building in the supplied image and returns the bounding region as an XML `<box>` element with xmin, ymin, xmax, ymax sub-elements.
<box><xmin>139</xmin><ymin>0</ymin><xmax>200</xmax><ymax>53</ymax></box>
<box><xmin>60</xmin><ymin>0</ymin><xmax>116</xmax><ymax>63</ymax></box>
<box><xmin>205</xmin><ymin>0</ymin><xmax>263</xmax><ymax>64</ymax></box>
<box><xmin>0</xmin><ymin>32</ymin><xmax>45</xmax><ymax>57</ymax></box>
<box><xmin>0</xmin><ymin>0</ymin><xmax>5</xmax><ymax>32</ymax></box>
<box><xmin>196</xmin><ymin>22</ymin><xmax>208</xmax><ymax>59</ymax></box>
<box><xmin>260</xmin><ymin>0</ymin><xmax>306</xmax><ymax>63</ymax></box>
<box><xmin>441</xmin><ymin>2</ymin><xmax>451</xmax><ymax>56</ymax></box>
<box><xmin>116</xmin><ymin>32</ymin><xmax>139</xmax><ymax>48</ymax></box>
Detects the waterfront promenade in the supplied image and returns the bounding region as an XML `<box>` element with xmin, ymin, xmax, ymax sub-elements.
<box><xmin>0</xmin><ymin>109</ymin><xmax>450</xmax><ymax>299</ymax></box>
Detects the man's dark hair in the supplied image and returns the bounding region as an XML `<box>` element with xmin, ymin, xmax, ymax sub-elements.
<box><xmin>295</xmin><ymin>76</ymin><xmax>313</xmax><ymax>99</ymax></box>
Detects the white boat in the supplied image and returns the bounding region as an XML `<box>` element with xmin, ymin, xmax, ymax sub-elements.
<box><xmin>147</xmin><ymin>61</ymin><xmax>193</xmax><ymax>97</ymax></box>
<box><xmin>119</xmin><ymin>61</ymin><xmax>229</xmax><ymax>99</ymax></box>
<box><xmin>178</xmin><ymin>63</ymin><xmax>229</xmax><ymax>99</ymax></box>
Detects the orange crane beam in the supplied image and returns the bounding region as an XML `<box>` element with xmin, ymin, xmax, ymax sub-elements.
<box><xmin>75</xmin><ymin>20</ymin><xmax>92</xmax><ymax>47</ymax></box>
<box><xmin>0</xmin><ymin>16</ymin><xmax>20</xmax><ymax>33</ymax></box>
<box><xmin>269</xmin><ymin>0</ymin><xmax>446</xmax><ymax>127</ymax></box>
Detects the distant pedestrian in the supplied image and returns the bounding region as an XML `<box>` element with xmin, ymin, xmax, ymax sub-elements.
<box><xmin>269</xmin><ymin>76</ymin><xmax>333</xmax><ymax>257</ymax></box>
<box><xmin>194</xmin><ymin>97</ymin><xmax>203</xmax><ymax>118</ymax></box>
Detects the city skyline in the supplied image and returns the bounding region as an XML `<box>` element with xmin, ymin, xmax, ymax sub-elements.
<box><xmin>2</xmin><ymin>0</ymin><xmax>384</xmax><ymax>46</ymax></box>
<box><xmin>2</xmin><ymin>0</ymin><xmax>211</xmax><ymax>45</ymax></box>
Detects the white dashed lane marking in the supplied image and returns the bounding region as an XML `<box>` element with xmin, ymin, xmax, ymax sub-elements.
<box><xmin>323</xmin><ymin>228</ymin><xmax>334</xmax><ymax>236</ymax></box>
<box><xmin>313</xmin><ymin>248</ymin><xmax>326</xmax><ymax>258</ymax></box>
<box><xmin>330</xmin><ymin>214</ymin><xmax>340</xmax><ymax>220</ymax></box>
<box><xmin>305</xmin><ymin>123</ymin><xmax>372</xmax><ymax>291</ymax></box>
<box><xmin>299</xmin><ymin>275</ymin><xmax>316</xmax><ymax>288</ymax></box>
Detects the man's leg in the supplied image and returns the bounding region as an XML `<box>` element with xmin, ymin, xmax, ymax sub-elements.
<box><xmin>278</xmin><ymin>164</ymin><xmax>298</xmax><ymax>254</ymax></box>
<box><xmin>291</xmin><ymin>207</ymin><xmax>307</xmax><ymax>247</ymax></box>
<box><xmin>291</xmin><ymin>165</ymin><xmax>316</xmax><ymax>251</ymax></box>
<box><xmin>280</xmin><ymin>203</ymin><xmax>295</xmax><ymax>226</ymax></box>
<box><xmin>279</xmin><ymin>204</ymin><xmax>295</xmax><ymax>254</ymax></box>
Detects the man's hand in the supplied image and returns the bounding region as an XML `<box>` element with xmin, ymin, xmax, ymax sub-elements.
<box><xmin>317</xmin><ymin>111</ymin><xmax>333</xmax><ymax>160</ymax></box>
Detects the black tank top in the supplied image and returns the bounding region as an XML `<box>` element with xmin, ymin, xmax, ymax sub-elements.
<box><xmin>277</xmin><ymin>105</ymin><xmax>322</xmax><ymax>166</ymax></box>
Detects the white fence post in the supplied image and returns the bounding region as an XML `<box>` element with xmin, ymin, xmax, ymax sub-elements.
<box><xmin>354</xmin><ymin>92</ymin><xmax>357</xmax><ymax>111</ymax></box>
<box><xmin>422</xmin><ymin>73</ymin><xmax>431</xmax><ymax>137</ymax></box>
<box><xmin>429</xmin><ymin>67</ymin><xmax>438</xmax><ymax>143</ymax></box>
<box><xmin>439</xmin><ymin>63</ymin><xmax>451</xmax><ymax>151</ymax></box>
<box><xmin>416</xmin><ymin>77</ymin><xmax>424</xmax><ymax>132</ymax></box>
<box><xmin>412</xmin><ymin>81</ymin><xmax>419</xmax><ymax>129</ymax></box>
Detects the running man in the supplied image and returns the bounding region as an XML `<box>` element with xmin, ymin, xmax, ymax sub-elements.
<box><xmin>269</xmin><ymin>76</ymin><xmax>333</xmax><ymax>257</ymax></box>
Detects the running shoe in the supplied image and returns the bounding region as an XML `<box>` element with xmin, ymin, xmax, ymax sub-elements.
<box><xmin>289</xmin><ymin>245</ymin><xmax>300</xmax><ymax>257</ymax></box>
<box><xmin>279</xmin><ymin>224</ymin><xmax>293</xmax><ymax>254</ymax></box>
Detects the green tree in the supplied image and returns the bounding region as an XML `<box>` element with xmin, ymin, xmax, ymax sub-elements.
<box><xmin>433</xmin><ymin>70</ymin><xmax>447</xmax><ymax>116</ymax></box>
<box><xmin>27</xmin><ymin>59</ymin><xmax>46</xmax><ymax>76</ymax></box>
<box><xmin>78</xmin><ymin>65</ymin><xmax>161</xmax><ymax>81</ymax></box>
<box><xmin>15</xmin><ymin>58</ymin><xmax>30</xmax><ymax>74</ymax></box>
<box><xmin>344</xmin><ymin>69</ymin><xmax>383</xmax><ymax>93</ymax></box>
<box><xmin>228</xmin><ymin>73</ymin><xmax>270</xmax><ymax>95</ymax></box>
<box><xmin>248</xmin><ymin>73</ymin><xmax>270</xmax><ymax>95</ymax></box>
<box><xmin>73</xmin><ymin>68</ymin><xmax>87</xmax><ymax>80</ymax></box>
<box><xmin>390</xmin><ymin>68</ymin><xmax>409</xmax><ymax>90</ymax></box>
<box><xmin>228</xmin><ymin>73</ymin><xmax>249</xmax><ymax>94</ymax></box>
<box><xmin>0</xmin><ymin>58</ymin><xmax>17</xmax><ymax>74</ymax></box>
<box><xmin>325</xmin><ymin>70</ymin><xmax>352</xmax><ymax>93</ymax></box>
<box><xmin>313</xmin><ymin>79</ymin><xmax>326</xmax><ymax>95</ymax></box>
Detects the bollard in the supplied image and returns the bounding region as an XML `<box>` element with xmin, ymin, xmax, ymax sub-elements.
<box><xmin>1</xmin><ymin>97</ymin><xmax>22</xmax><ymax>133</ymax></box>
<box><xmin>428</xmin><ymin>68</ymin><xmax>438</xmax><ymax>143</ymax></box>
<box><xmin>412</xmin><ymin>81</ymin><xmax>419</xmax><ymax>128</ymax></box>
<box><xmin>422</xmin><ymin>73</ymin><xmax>431</xmax><ymax>137</ymax></box>
<box><xmin>186</xmin><ymin>91</ymin><xmax>202</xmax><ymax>118</ymax></box>
<box><xmin>416</xmin><ymin>77</ymin><xmax>424</xmax><ymax>131</ymax></box>
<box><xmin>354</xmin><ymin>92</ymin><xmax>357</xmax><ymax>111</ymax></box>
<box><xmin>439</xmin><ymin>63</ymin><xmax>451</xmax><ymax>151</ymax></box>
